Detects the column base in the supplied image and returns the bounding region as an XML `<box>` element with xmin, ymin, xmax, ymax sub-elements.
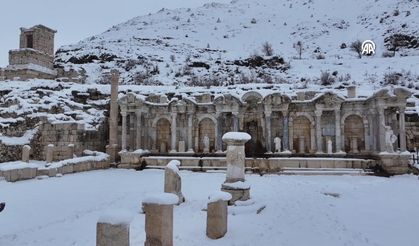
<box><xmin>169</xmin><ymin>149</ymin><xmax>177</xmax><ymax>154</ymax></box>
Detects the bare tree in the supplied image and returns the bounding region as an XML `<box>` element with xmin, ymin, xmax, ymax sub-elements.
<box><xmin>294</xmin><ymin>41</ymin><xmax>304</xmax><ymax>59</ymax></box>
<box><xmin>350</xmin><ymin>40</ymin><xmax>363</xmax><ymax>58</ymax></box>
<box><xmin>262</xmin><ymin>41</ymin><xmax>274</xmax><ymax>56</ymax></box>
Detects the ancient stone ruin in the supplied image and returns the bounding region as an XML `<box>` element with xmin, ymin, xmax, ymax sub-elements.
<box><xmin>164</xmin><ymin>160</ymin><xmax>185</xmax><ymax>204</ymax></box>
<box><xmin>206</xmin><ymin>191</ymin><xmax>231</xmax><ymax>239</ymax></box>
<box><xmin>96</xmin><ymin>211</ymin><xmax>132</xmax><ymax>246</ymax></box>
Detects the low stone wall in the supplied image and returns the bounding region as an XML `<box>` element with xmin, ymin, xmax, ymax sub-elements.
<box><xmin>0</xmin><ymin>153</ymin><xmax>110</xmax><ymax>182</ymax></box>
<box><xmin>142</xmin><ymin>156</ymin><xmax>376</xmax><ymax>171</ymax></box>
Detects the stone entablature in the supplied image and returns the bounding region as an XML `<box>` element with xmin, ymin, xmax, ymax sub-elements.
<box><xmin>117</xmin><ymin>87</ymin><xmax>412</xmax><ymax>157</ymax></box>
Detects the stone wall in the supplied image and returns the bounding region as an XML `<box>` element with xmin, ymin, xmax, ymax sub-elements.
<box><xmin>20</xmin><ymin>25</ymin><xmax>55</xmax><ymax>56</ymax></box>
<box><xmin>9</xmin><ymin>49</ymin><xmax>54</xmax><ymax>69</ymax></box>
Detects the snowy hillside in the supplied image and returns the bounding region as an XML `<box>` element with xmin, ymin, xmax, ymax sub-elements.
<box><xmin>55</xmin><ymin>0</ymin><xmax>419</xmax><ymax>88</ymax></box>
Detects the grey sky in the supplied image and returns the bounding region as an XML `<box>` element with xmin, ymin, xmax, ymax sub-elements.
<box><xmin>0</xmin><ymin>0</ymin><xmax>230</xmax><ymax>67</ymax></box>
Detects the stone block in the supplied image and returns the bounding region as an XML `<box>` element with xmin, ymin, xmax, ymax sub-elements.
<box><xmin>164</xmin><ymin>161</ymin><xmax>185</xmax><ymax>204</ymax></box>
<box><xmin>97</xmin><ymin>223</ymin><xmax>130</xmax><ymax>246</ymax></box>
<box><xmin>22</xmin><ymin>145</ymin><xmax>31</xmax><ymax>162</ymax></box>
<box><xmin>206</xmin><ymin>192</ymin><xmax>230</xmax><ymax>239</ymax></box>
<box><xmin>178</xmin><ymin>141</ymin><xmax>186</xmax><ymax>153</ymax></box>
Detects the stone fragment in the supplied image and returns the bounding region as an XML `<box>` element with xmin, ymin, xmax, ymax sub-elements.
<box><xmin>97</xmin><ymin>211</ymin><xmax>132</xmax><ymax>246</ymax></box>
<box><xmin>206</xmin><ymin>191</ymin><xmax>231</xmax><ymax>239</ymax></box>
<box><xmin>46</xmin><ymin>144</ymin><xmax>54</xmax><ymax>163</ymax></box>
<box><xmin>22</xmin><ymin>145</ymin><xmax>31</xmax><ymax>163</ymax></box>
<box><xmin>164</xmin><ymin>160</ymin><xmax>185</xmax><ymax>204</ymax></box>
<box><xmin>142</xmin><ymin>193</ymin><xmax>178</xmax><ymax>246</ymax></box>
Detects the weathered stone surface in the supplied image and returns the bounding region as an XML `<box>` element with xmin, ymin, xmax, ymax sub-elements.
<box><xmin>222</xmin><ymin>132</ymin><xmax>251</xmax><ymax>183</ymax></box>
<box><xmin>22</xmin><ymin>145</ymin><xmax>31</xmax><ymax>162</ymax></box>
<box><xmin>45</xmin><ymin>144</ymin><xmax>54</xmax><ymax>163</ymax></box>
<box><xmin>3</xmin><ymin>167</ymin><xmax>37</xmax><ymax>182</ymax></box>
<box><xmin>164</xmin><ymin>161</ymin><xmax>185</xmax><ymax>204</ymax></box>
<box><xmin>96</xmin><ymin>223</ymin><xmax>129</xmax><ymax>246</ymax></box>
<box><xmin>178</xmin><ymin>141</ymin><xmax>185</xmax><ymax>153</ymax></box>
<box><xmin>206</xmin><ymin>193</ymin><xmax>230</xmax><ymax>239</ymax></box>
<box><xmin>143</xmin><ymin>202</ymin><xmax>175</xmax><ymax>246</ymax></box>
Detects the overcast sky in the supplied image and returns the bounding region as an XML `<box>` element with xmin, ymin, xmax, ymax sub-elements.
<box><xmin>0</xmin><ymin>0</ymin><xmax>230</xmax><ymax>67</ymax></box>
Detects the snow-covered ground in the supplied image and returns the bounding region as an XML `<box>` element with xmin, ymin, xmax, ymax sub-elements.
<box><xmin>1</xmin><ymin>169</ymin><xmax>418</xmax><ymax>246</ymax></box>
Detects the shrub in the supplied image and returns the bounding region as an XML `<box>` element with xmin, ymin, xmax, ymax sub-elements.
<box><xmin>320</xmin><ymin>71</ymin><xmax>335</xmax><ymax>86</ymax></box>
<box><xmin>262</xmin><ymin>42</ymin><xmax>274</xmax><ymax>56</ymax></box>
<box><xmin>383</xmin><ymin>72</ymin><xmax>402</xmax><ymax>85</ymax></box>
<box><xmin>350</xmin><ymin>40</ymin><xmax>363</xmax><ymax>58</ymax></box>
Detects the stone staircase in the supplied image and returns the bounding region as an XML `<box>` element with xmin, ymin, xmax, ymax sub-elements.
<box><xmin>280</xmin><ymin>167</ymin><xmax>374</xmax><ymax>176</ymax></box>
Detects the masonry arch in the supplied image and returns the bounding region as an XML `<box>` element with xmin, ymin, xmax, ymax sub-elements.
<box><xmin>343</xmin><ymin>114</ymin><xmax>365</xmax><ymax>153</ymax></box>
<box><xmin>155</xmin><ymin>118</ymin><xmax>171</xmax><ymax>153</ymax></box>
<box><xmin>290</xmin><ymin>115</ymin><xmax>314</xmax><ymax>154</ymax></box>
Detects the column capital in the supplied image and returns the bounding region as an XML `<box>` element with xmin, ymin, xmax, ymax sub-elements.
<box><xmin>171</xmin><ymin>112</ymin><xmax>177</xmax><ymax>117</ymax></box>
<box><xmin>399</xmin><ymin>107</ymin><xmax>406</xmax><ymax>114</ymax></box>
<box><xmin>264</xmin><ymin>111</ymin><xmax>272</xmax><ymax>117</ymax></box>
<box><xmin>121</xmin><ymin>111</ymin><xmax>127</xmax><ymax>117</ymax></box>
<box><xmin>315</xmin><ymin>110</ymin><xmax>322</xmax><ymax>117</ymax></box>
<box><xmin>280</xmin><ymin>109</ymin><xmax>289</xmax><ymax>116</ymax></box>
<box><xmin>232</xmin><ymin>111</ymin><xmax>239</xmax><ymax>116</ymax></box>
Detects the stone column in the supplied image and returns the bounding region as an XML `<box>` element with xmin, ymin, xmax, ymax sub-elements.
<box><xmin>315</xmin><ymin>110</ymin><xmax>323</xmax><ymax>153</ymax></box>
<box><xmin>22</xmin><ymin>145</ymin><xmax>31</xmax><ymax>163</ymax></box>
<box><xmin>46</xmin><ymin>144</ymin><xmax>54</xmax><ymax>163</ymax></box>
<box><xmin>265</xmin><ymin>111</ymin><xmax>272</xmax><ymax>153</ymax></box>
<box><xmin>121</xmin><ymin>111</ymin><xmax>127</xmax><ymax>151</ymax></box>
<box><xmin>143</xmin><ymin>193</ymin><xmax>178</xmax><ymax>246</ymax></box>
<box><xmin>335</xmin><ymin>109</ymin><xmax>342</xmax><ymax>153</ymax></box>
<box><xmin>222</xmin><ymin>132</ymin><xmax>251</xmax><ymax>183</ymax></box>
<box><xmin>368</xmin><ymin>109</ymin><xmax>376</xmax><ymax>151</ymax></box>
<box><xmin>206</xmin><ymin>192</ymin><xmax>231</xmax><ymax>239</ymax></box>
<box><xmin>232</xmin><ymin>112</ymin><xmax>239</xmax><ymax>132</ymax></box>
<box><xmin>282</xmin><ymin>111</ymin><xmax>289</xmax><ymax>151</ymax></box>
<box><xmin>378</xmin><ymin>106</ymin><xmax>386</xmax><ymax>152</ymax></box>
<box><xmin>106</xmin><ymin>70</ymin><xmax>120</xmax><ymax>163</ymax></box>
<box><xmin>187</xmin><ymin>113</ymin><xmax>194</xmax><ymax>152</ymax></box>
<box><xmin>399</xmin><ymin>107</ymin><xmax>407</xmax><ymax>152</ymax></box>
<box><xmin>216</xmin><ymin>113</ymin><xmax>223</xmax><ymax>152</ymax></box>
<box><xmin>97</xmin><ymin>213</ymin><xmax>132</xmax><ymax>246</ymax></box>
<box><xmin>170</xmin><ymin>112</ymin><xmax>177</xmax><ymax>153</ymax></box>
<box><xmin>136</xmin><ymin>111</ymin><xmax>142</xmax><ymax>150</ymax></box>
<box><xmin>68</xmin><ymin>144</ymin><xmax>75</xmax><ymax>159</ymax></box>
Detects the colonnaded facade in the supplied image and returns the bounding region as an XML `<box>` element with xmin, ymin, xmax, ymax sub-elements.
<box><xmin>115</xmin><ymin>77</ymin><xmax>412</xmax><ymax>159</ymax></box>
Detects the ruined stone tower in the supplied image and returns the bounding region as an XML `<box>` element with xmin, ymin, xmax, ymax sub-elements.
<box><xmin>2</xmin><ymin>25</ymin><xmax>57</xmax><ymax>80</ymax></box>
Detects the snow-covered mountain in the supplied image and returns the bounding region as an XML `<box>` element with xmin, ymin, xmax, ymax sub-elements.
<box><xmin>55</xmin><ymin>0</ymin><xmax>419</xmax><ymax>88</ymax></box>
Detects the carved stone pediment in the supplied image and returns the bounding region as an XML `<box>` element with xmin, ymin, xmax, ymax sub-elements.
<box><xmin>316</xmin><ymin>92</ymin><xmax>344</xmax><ymax>108</ymax></box>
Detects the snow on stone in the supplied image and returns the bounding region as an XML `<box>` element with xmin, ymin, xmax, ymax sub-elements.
<box><xmin>142</xmin><ymin>193</ymin><xmax>179</xmax><ymax>205</ymax></box>
<box><xmin>208</xmin><ymin>191</ymin><xmax>232</xmax><ymax>203</ymax></box>
<box><xmin>98</xmin><ymin>210</ymin><xmax>133</xmax><ymax>226</ymax></box>
<box><xmin>223</xmin><ymin>181</ymin><xmax>251</xmax><ymax>190</ymax></box>
<box><xmin>166</xmin><ymin>160</ymin><xmax>181</xmax><ymax>173</ymax></box>
<box><xmin>222</xmin><ymin>132</ymin><xmax>252</xmax><ymax>142</ymax></box>
<box><xmin>132</xmin><ymin>149</ymin><xmax>150</xmax><ymax>156</ymax></box>
<box><xmin>0</xmin><ymin>161</ymin><xmax>41</xmax><ymax>171</ymax></box>
<box><xmin>0</xmin><ymin>128</ymin><xmax>38</xmax><ymax>146</ymax></box>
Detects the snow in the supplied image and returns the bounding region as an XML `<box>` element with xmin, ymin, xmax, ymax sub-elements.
<box><xmin>0</xmin><ymin>161</ymin><xmax>41</xmax><ymax>171</ymax></box>
<box><xmin>208</xmin><ymin>191</ymin><xmax>232</xmax><ymax>203</ymax></box>
<box><xmin>166</xmin><ymin>160</ymin><xmax>181</xmax><ymax>173</ymax></box>
<box><xmin>0</xmin><ymin>128</ymin><xmax>38</xmax><ymax>146</ymax></box>
<box><xmin>132</xmin><ymin>149</ymin><xmax>150</xmax><ymax>156</ymax></box>
<box><xmin>223</xmin><ymin>181</ymin><xmax>251</xmax><ymax>190</ymax></box>
<box><xmin>98</xmin><ymin>210</ymin><xmax>133</xmax><ymax>226</ymax></box>
<box><xmin>142</xmin><ymin>193</ymin><xmax>179</xmax><ymax>205</ymax></box>
<box><xmin>1</xmin><ymin>169</ymin><xmax>419</xmax><ymax>246</ymax></box>
<box><xmin>222</xmin><ymin>132</ymin><xmax>252</xmax><ymax>142</ymax></box>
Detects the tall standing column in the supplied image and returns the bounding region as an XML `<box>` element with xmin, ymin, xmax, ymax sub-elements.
<box><xmin>121</xmin><ymin>111</ymin><xmax>127</xmax><ymax>151</ymax></box>
<box><xmin>232</xmin><ymin>112</ymin><xmax>239</xmax><ymax>132</ymax></box>
<box><xmin>170</xmin><ymin>112</ymin><xmax>177</xmax><ymax>153</ymax></box>
<box><xmin>106</xmin><ymin>70</ymin><xmax>120</xmax><ymax>163</ymax></box>
<box><xmin>265</xmin><ymin>111</ymin><xmax>272</xmax><ymax>153</ymax></box>
<box><xmin>315</xmin><ymin>110</ymin><xmax>323</xmax><ymax>153</ymax></box>
<box><xmin>216</xmin><ymin>113</ymin><xmax>223</xmax><ymax>152</ymax></box>
<box><xmin>335</xmin><ymin>109</ymin><xmax>342</xmax><ymax>153</ymax></box>
<box><xmin>187</xmin><ymin>113</ymin><xmax>194</xmax><ymax>152</ymax></box>
<box><xmin>282</xmin><ymin>111</ymin><xmax>289</xmax><ymax>151</ymax></box>
<box><xmin>399</xmin><ymin>107</ymin><xmax>407</xmax><ymax>152</ymax></box>
<box><xmin>378</xmin><ymin>106</ymin><xmax>386</xmax><ymax>152</ymax></box>
<box><xmin>136</xmin><ymin>111</ymin><xmax>142</xmax><ymax>150</ymax></box>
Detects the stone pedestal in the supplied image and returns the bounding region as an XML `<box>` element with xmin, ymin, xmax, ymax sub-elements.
<box><xmin>164</xmin><ymin>160</ymin><xmax>185</xmax><ymax>204</ymax></box>
<box><xmin>46</xmin><ymin>144</ymin><xmax>54</xmax><ymax>163</ymax></box>
<box><xmin>326</xmin><ymin>137</ymin><xmax>333</xmax><ymax>154</ymax></box>
<box><xmin>379</xmin><ymin>152</ymin><xmax>410</xmax><ymax>175</ymax></box>
<box><xmin>142</xmin><ymin>193</ymin><xmax>178</xmax><ymax>246</ymax></box>
<box><xmin>68</xmin><ymin>144</ymin><xmax>75</xmax><ymax>159</ymax></box>
<box><xmin>97</xmin><ymin>211</ymin><xmax>132</xmax><ymax>246</ymax></box>
<box><xmin>222</xmin><ymin>132</ymin><xmax>251</xmax><ymax>204</ymax></box>
<box><xmin>350</xmin><ymin>137</ymin><xmax>359</xmax><ymax>153</ymax></box>
<box><xmin>221</xmin><ymin>182</ymin><xmax>251</xmax><ymax>205</ymax></box>
<box><xmin>298</xmin><ymin>136</ymin><xmax>305</xmax><ymax>154</ymax></box>
<box><xmin>222</xmin><ymin>132</ymin><xmax>251</xmax><ymax>183</ymax></box>
<box><xmin>22</xmin><ymin>145</ymin><xmax>31</xmax><ymax>163</ymax></box>
<box><xmin>178</xmin><ymin>141</ymin><xmax>186</xmax><ymax>153</ymax></box>
<box><xmin>97</xmin><ymin>223</ymin><xmax>130</xmax><ymax>246</ymax></box>
<box><xmin>206</xmin><ymin>192</ymin><xmax>231</xmax><ymax>239</ymax></box>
